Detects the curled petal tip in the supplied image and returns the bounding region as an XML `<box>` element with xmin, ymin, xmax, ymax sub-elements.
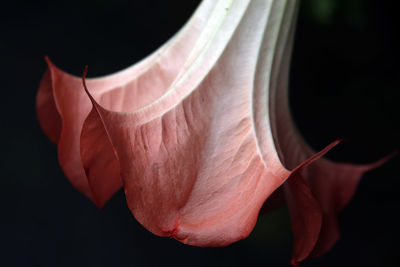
<box><xmin>43</xmin><ymin>55</ymin><xmax>55</xmax><ymax>67</ymax></box>
<box><xmin>81</xmin><ymin>65</ymin><xmax>89</xmax><ymax>94</ymax></box>
<box><xmin>367</xmin><ymin>150</ymin><xmax>397</xmax><ymax>170</ymax></box>
<box><xmin>292</xmin><ymin>139</ymin><xmax>342</xmax><ymax>173</ymax></box>
<box><xmin>83</xmin><ymin>65</ymin><xmax>88</xmax><ymax>79</ymax></box>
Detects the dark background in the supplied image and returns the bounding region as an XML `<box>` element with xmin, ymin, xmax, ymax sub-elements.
<box><xmin>0</xmin><ymin>0</ymin><xmax>398</xmax><ymax>266</ymax></box>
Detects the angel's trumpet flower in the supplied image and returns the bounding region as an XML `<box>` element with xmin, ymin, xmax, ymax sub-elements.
<box><xmin>36</xmin><ymin>0</ymin><xmax>388</xmax><ymax>264</ymax></box>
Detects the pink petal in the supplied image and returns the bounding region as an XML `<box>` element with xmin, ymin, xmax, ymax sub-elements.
<box><xmin>306</xmin><ymin>156</ymin><xmax>393</xmax><ymax>258</ymax></box>
<box><xmin>36</xmin><ymin>69</ymin><xmax>61</xmax><ymax>144</ymax></box>
<box><xmin>80</xmin><ymin>106</ymin><xmax>121</xmax><ymax>208</ymax></box>
<box><xmin>285</xmin><ymin>140</ymin><xmax>341</xmax><ymax>264</ymax></box>
<box><xmin>43</xmin><ymin>58</ymin><xmax>95</xmax><ymax>202</ymax></box>
<box><xmin>37</xmin><ymin>0</ymin><xmax>216</xmax><ymax>207</ymax></box>
<box><xmin>285</xmin><ymin>171</ymin><xmax>321</xmax><ymax>266</ymax></box>
<box><xmin>81</xmin><ymin>0</ymin><xmax>297</xmax><ymax>246</ymax></box>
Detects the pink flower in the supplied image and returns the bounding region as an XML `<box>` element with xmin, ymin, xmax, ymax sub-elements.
<box><xmin>36</xmin><ymin>0</ymin><xmax>388</xmax><ymax>264</ymax></box>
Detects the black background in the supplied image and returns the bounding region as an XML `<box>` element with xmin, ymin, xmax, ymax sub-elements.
<box><xmin>0</xmin><ymin>0</ymin><xmax>398</xmax><ymax>266</ymax></box>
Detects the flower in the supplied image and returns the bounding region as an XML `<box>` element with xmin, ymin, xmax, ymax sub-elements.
<box><xmin>36</xmin><ymin>0</ymin><xmax>388</xmax><ymax>264</ymax></box>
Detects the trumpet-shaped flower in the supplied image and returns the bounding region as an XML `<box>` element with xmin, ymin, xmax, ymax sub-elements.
<box><xmin>36</xmin><ymin>0</ymin><xmax>388</xmax><ymax>264</ymax></box>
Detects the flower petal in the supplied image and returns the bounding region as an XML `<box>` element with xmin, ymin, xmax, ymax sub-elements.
<box><xmin>44</xmin><ymin>58</ymin><xmax>95</xmax><ymax>201</ymax></box>
<box><xmin>285</xmin><ymin>140</ymin><xmax>340</xmax><ymax>264</ymax></box>
<box><xmin>80</xmin><ymin>106</ymin><xmax>121</xmax><ymax>208</ymax></box>
<box><xmin>36</xmin><ymin>69</ymin><xmax>61</xmax><ymax>144</ymax></box>
<box><xmin>37</xmin><ymin>0</ymin><xmax>216</xmax><ymax>207</ymax></box>
<box><xmin>285</xmin><ymin>171</ymin><xmax>321</xmax><ymax>266</ymax></box>
<box><xmin>306</xmin><ymin>156</ymin><xmax>393</xmax><ymax>258</ymax></box>
<box><xmin>82</xmin><ymin>0</ymin><xmax>297</xmax><ymax>246</ymax></box>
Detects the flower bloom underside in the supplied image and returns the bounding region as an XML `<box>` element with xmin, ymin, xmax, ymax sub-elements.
<box><xmin>36</xmin><ymin>0</ymin><xmax>387</xmax><ymax>264</ymax></box>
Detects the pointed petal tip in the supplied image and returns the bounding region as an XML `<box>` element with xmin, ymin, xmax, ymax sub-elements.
<box><xmin>83</xmin><ymin>65</ymin><xmax>89</xmax><ymax>79</ymax></box>
<box><xmin>292</xmin><ymin>139</ymin><xmax>343</xmax><ymax>173</ymax></box>
<box><xmin>79</xmin><ymin>70</ymin><xmax>123</xmax><ymax>209</ymax></box>
<box><xmin>81</xmin><ymin>65</ymin><xmax>90</xmax><ymax>95</ymax></box>
<box><xmin>365</xmin><ymin>150</ymin><xmax>397</xmax><ymax>170</ymax></box>
<box><xmin>43</xmin><ymin>56</ymin><xmax>66</xmax><ymax>78</ymax></box>
<box><xmin>94</xmin><ymin>200</ymin><xmax>106</xmax><ymax>211</ymax></box>
<box><xmin>44</xmin><ymin>55</ymin><xmax>55</xmax><ymax>68</ymax></box>
<box><xmin>290</xmin><ymin>259</ymin><xmax>299</xmax><ymax>267</ymax></box>
<box><xmin>81</xmin><ymin>65</ymin><xmax>96</xmax><ymax>103</ymax></box>
<box><xmin>285</xmin><ymin>141</ymin><xmax>394</xmax><ymax>263</ymax></box>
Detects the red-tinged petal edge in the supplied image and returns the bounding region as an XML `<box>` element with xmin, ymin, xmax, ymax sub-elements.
<box><xmin>288</xmin><ymin>153</ymin><xmax>394</xmax><ymax>266</ymax></box>
<box><xmin>308</xmin><ymin>153</ymin><xmax>395</xmax><ymax>259</ymax></box>
<box><xmin>285</xmin><ymin>140</ymin><xmax>340</xmax><ymax>264</ymax></box>
<box><xmin>36</xmin><ymin>66</ymin><xmax>61</xmax><ymax>144</ymax></box>
<box><xmin>36</xmin><ymin>0</ymin><xmax>217</xmax><ymax>208</ymax></box>
<box><xmin>42</xmin><ymin>56</ymin><xmax>95</xmax><ymax>203</ymax></box>
<box><xmin>81</xmin><ymin>66</ymin><xmax>122</xmax><ymax>209</ymax></box>
<box><xmin>286</xmin><ymin>171</ymin><xmax>321</xmax><ymax>267</ymax></box>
